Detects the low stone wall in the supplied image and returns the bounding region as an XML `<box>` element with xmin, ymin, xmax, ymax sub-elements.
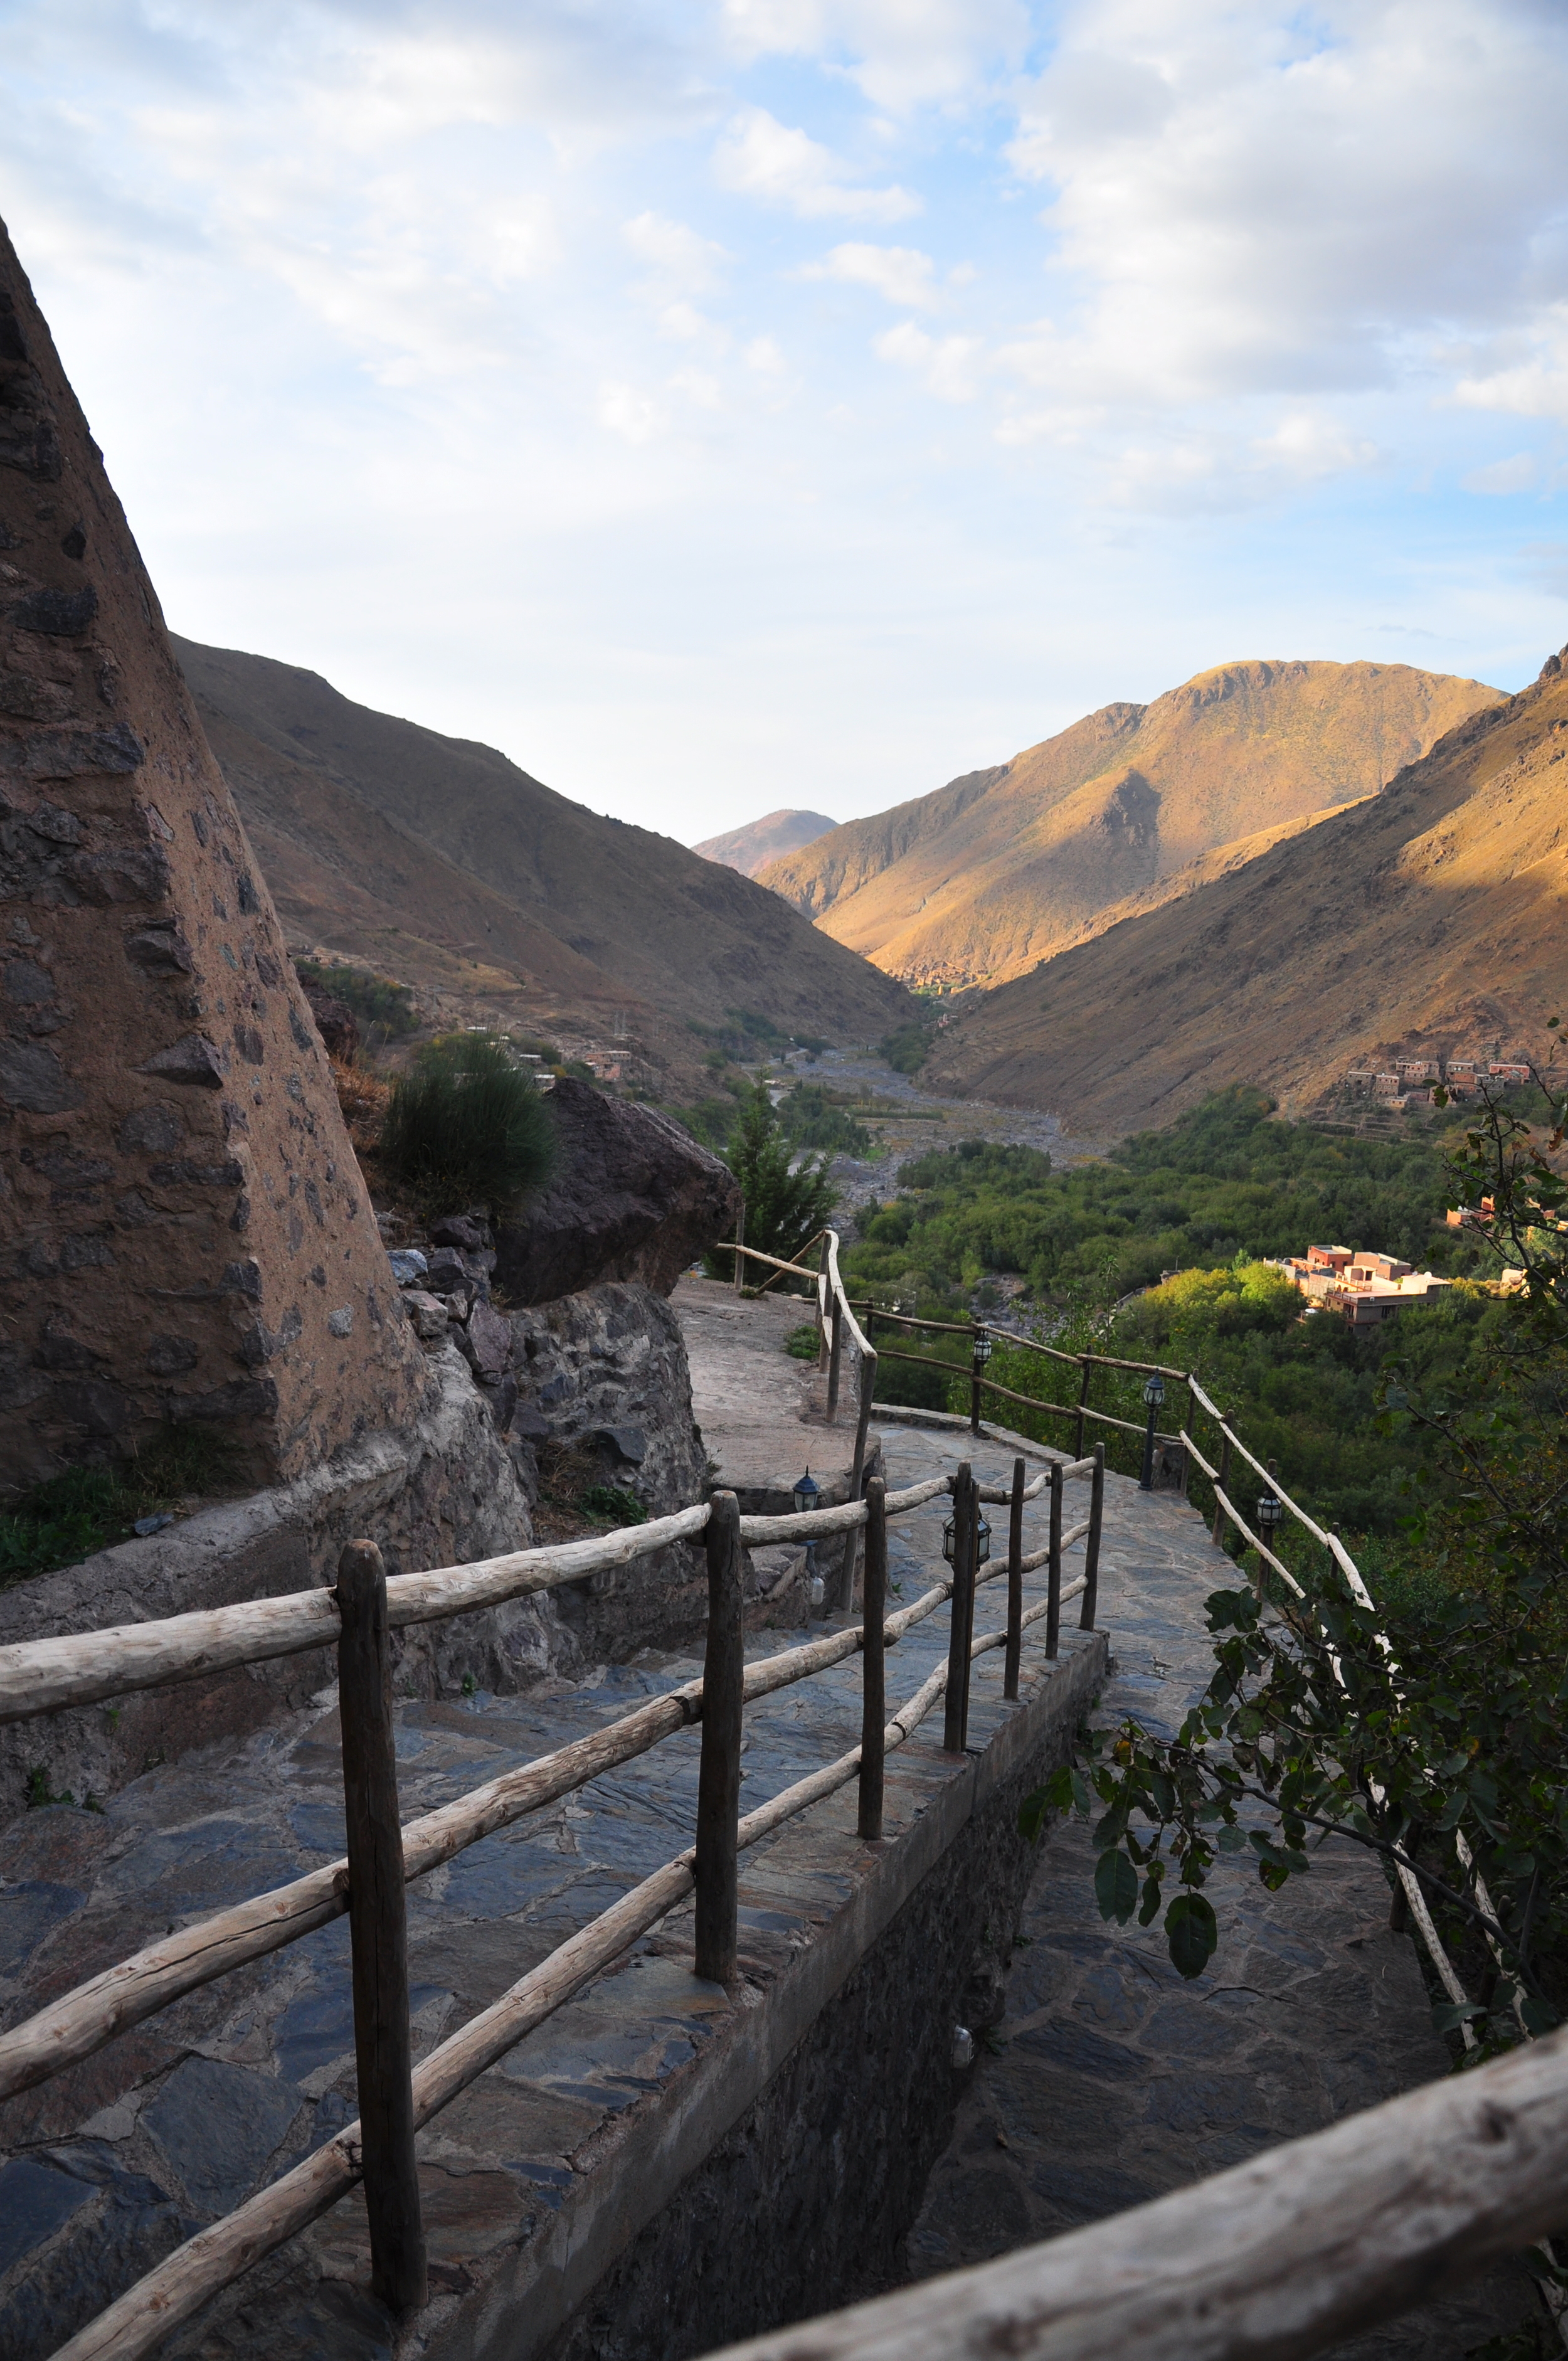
<box><xmin>0</xmin><ymin>1350</ymin><xmax>558</xmax><ymax>1818</ymax></box>
<box><xmin>421</xmin><ymin>1629</ymin><xmax>1107</xmax><ymax>2361</ymax></box>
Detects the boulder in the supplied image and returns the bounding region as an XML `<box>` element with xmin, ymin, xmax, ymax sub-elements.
<box><xmin>301</xmin><ymin>984</ymin><xmax>359</xmax><ymax>1063</ymax></box>
<box><xmin>494</xmin><ymin>1078</ymin><xmax>740</xmax><ymax>1306</ymax></box>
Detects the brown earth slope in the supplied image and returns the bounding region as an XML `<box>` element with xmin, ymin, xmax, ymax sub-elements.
<box><xmin>928</xmin><ymin>649</ymin><xmax>1568</xmax><ymax>1134</ymax></box>
<box><xmin>761</xmin><ymin>661</ymin><xmax>1500</xmax><ymax>989</ymax></box>
<box><xmin>174</xmin><ymin>640</ymin><xmax>909</xmax><ymax>1092</ymax></box>
<box><xmin>693</xmin><ymin>807</ymin><xmax>837</xmax><ymax>877</ymax></box>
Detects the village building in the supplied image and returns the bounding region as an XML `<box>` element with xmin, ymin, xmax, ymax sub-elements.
<box><xmin>1279</xmin><ymin>1244</ymin><xmax>1451</xmax><ymax>1328</ymax></box>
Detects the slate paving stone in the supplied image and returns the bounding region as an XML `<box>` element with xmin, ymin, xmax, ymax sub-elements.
<box><xmin>883</xmin><ymin>1434</ymin><xmax>1540</xmax><ymax>2357</ymax></box>
<box><xmin>141</xmin><ymin>2056</ymin><xmax>305</xmax><ymax>2217</ymax></box>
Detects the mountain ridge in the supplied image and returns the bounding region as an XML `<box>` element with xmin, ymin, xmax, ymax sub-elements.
<box><xmin>761</xmin><ymin>660</ymin><xmax>1502</xmax><ymax>992</ymax></box>
<box><xmin>174</xmin><ymin>638</ymin><xmax>911</xmax><ymax>1093</ymax></box>
<box><xmin>693</xmin><ymin>808</ymin><xmax>838</xmax><ymax>878</ymax></box>
<box><xmin>926</xmin><ymin>650</ymin><xmax>1568</xmax><ymax>1133</ymax></box>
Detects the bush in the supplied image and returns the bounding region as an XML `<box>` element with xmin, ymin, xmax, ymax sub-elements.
<box><xmin>295</xmin><ymin>959</ymin><xmax>418</xmax><ymax>1041</ymax></box>
<box><xmin>379</xmin><ymin>1034</ymin><xmax>556</xmax><ymax>1216</ymax></box>
<box><xmin>1</xmin><ymin>1428</ymin><xmax>239</xmax><ymax>1588</ymax></box>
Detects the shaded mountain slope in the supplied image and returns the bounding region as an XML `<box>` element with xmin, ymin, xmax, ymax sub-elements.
<box><xmin>693</xmin><ymin>808</ymin><xmax>838</xmax><ymax>877</ymax></box>
<box><xmin>762</xmin><ymin>662</ymin><xmax>1500</xmax><ymax>989</ymax></box>
<box><xmin>928</xmin><ymin>650</ymin><xmax>1568</xmax><ymax>1134</ymax></box>
<box><xmin>175</xmin><ymin>639</ymin><xmax>909</xmax><ymax>1086</ymax></box>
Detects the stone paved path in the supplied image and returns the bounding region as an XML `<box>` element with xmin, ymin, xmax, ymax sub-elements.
<box><xmin>0</xmin><ymin>1413</ymin><xmax>1073</xmax><ymax>2361</ymax></box>
<box><xmin>889</xmin><ymin>1431</ymin><xmax>1534</xmax><ymax>2356</ymax></box>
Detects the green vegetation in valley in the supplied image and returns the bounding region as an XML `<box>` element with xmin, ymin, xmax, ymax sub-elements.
<box><xmin>849</xmin><ymin>1087</ymin><xmax>1462</xmax><ymax>1307</ymax></box>
<box><xmin>295</xmin><ymin>958</ymin><xmax>418</xmax><ymax>1041</ymax></box>
<box><xmin>879</xmin><ymin>1000</ymin><xmax>938</xmax><ymax>1076</ymax></box>
<box><xmin>1019</xmin><ymin>1059</ymin><xmax>1568</xmax><ymax>2057</ymax></box>
<box><xmin>379</xmin><ymin>1031</ymin><xmax>557</xmax><ymax>1215</ymax></box>
<box><xmin>1</xmin><ymin>1428</ymin><xmax>240</xmax><ymax>1588</ymax></box>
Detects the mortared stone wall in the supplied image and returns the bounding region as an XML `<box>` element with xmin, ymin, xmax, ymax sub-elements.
<box><xmin>0</xmin><ymin>216</ymin><xmax>426</xmax><ymax>1490</ymax></box>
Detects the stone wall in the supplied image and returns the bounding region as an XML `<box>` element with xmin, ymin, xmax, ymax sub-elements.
<box><xmin>0</xmin><ymin>1350</ymin><xmax>566</xmax><ymax>1818</ymax></box>
<box><xmin>0</xmin><ymin>215</ymin><xmax>425</xmax><ymax>1490</ymax></box>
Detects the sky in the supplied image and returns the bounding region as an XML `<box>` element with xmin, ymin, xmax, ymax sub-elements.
<box><xmin>4</xmin><ymin>0</ymin><xmax>1568</xmax><ymax>842</ymax></box>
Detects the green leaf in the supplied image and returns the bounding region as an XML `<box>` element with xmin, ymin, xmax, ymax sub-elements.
<box><xmin>1094</xmin><ymin>1848</ymin><xmax>1139</xmax><ymax>1925</ymax></box>
<box><xmin>1165</xmin><ymin>1892</ymin><xmax>1217</xmax><ymax>1980</ymax></box>
<box><xmin>1431</xmin><ymin>1999</ymin><xmax>1486</xmax><ymax>2033</ymax></box>
<box><xmin>1017</xmin><ymin>1783</ymin><xmax>1056</xmax><ymax>1845</ymax></box>
<box><xmin>1138</xmin><ymin>1873</ymin><xmax>1163</xmax><ymax>1926</ymax></box>
<box><xmin>1217</xmin><ymin>1824</ymin><xmax>1248</xmax><ymax>1852</ymax></box>
<box><xmin>1520</xmin><ymin>1995</ymin><xmax>1560</xmax><ymax>2037</ymax></box>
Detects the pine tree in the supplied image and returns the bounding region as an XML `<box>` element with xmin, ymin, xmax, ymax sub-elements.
<box><xmin>714</xmin><ymin>1074</ymin><xmax>838</xmax><ymax>1268</ymax></box>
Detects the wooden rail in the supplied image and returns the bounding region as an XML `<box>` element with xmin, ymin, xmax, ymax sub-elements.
<box><xmin>45</xmin><ymin>1544</ymin><xmax>1074</xmax><ymax>2361</ymax></box>
<box><xmin>11</xmin><ymin>1228</ymin><xmax>1098</xmax><ymax>2358</ymax></box>
<box><xmin>692</xmin><ymin>2024</ymin><xmax>1568</xmax><ymax>2361</ymax></box>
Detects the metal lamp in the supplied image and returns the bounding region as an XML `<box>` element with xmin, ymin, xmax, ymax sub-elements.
<box><xmin>972</xmin><ymin>1326</ymin><xmax>993</xmax><ymax>1366</ymax></box>
<box><xmin>942</xmin><ymin>1509</ymin><xmax>992</xmax><ymax>1566</ymax></box>
<box><xmin>792</xmin><ymin>1469</ymin><xmax>821</xmax><ymax>1517</ymax></box>
<box><xmin>1256</xmin><ymin>1488</ymin><xmax>1283</xmax><ymax>1546</ymax></box>
<box><xmin>1139</xmin><ymin>1373</ymin><xmax>1165</xmax><ymax>1493</ymax></box>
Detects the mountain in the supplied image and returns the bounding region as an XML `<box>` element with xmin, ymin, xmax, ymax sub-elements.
<box><xmin>693</xmin><ymin>808</ymin><xmax>839</xmax><ymax>878</ymax></box>
<box><xmin>760</xmin><ymin>661</ymin><xmax>1502</xmax><ymax>990</ymax></box>
<box><xmin>173</xmin><ymin>640</ymin><xmax>909</xmax><ymax>1093</ymax></box>
<box><xmin>926</xmin><ymin>648</ymin><xmax>1568</xmax><ymax>1135</ymax></box>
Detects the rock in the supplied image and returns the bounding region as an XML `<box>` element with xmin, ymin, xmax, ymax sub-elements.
<box><xmin>494</xmin><ymin>1078</ymin><xmax>741</xmax><ymax>1306</ymax></box>
<box><xmin>387</xmin><ymin>1248</ymin><xmax>428</xmax><ymax>1287</ymax></box>
<box><xmin>479</xmin><ymin>1371</ymin><xmax>518</xmax><ymax>1433</ymax></box>
<box><xmin>300</xmin><ymin>985</ymin><xmax>359</xmax><ymax>1063</ymax></box>
<box><xmin>428</xmin><ymin>1214</ymin><xmax>489</xmax><ymax>1252</ymax></box>
<box><xmin>137</xmin><ymin>1032</ymin><xmax>225</xmax><ymax>1089</ymax></box>
<box><xmin>458</xmin><ymin>1300</ymin><xmax>512</xmax><ymax>1384</ymax></box>
<box><xmin>403</xmin><ymin>1290</ymin><xmax>450</xmax><ymax>1342</ymax></box>
<box><xmin>425</xmin><ymin>1245</ymin><xmax>484</xmax><ymax>1299</ymax></box>
<box><xmin>588</xmin><ymin>1424</ymin><xmax>646</xmax><ymax>1466</ymax></box>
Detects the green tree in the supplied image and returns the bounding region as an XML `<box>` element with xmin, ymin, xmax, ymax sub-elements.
<box><xmin>379</xmin><ymin>1033</ymin><xmax>556</xmax><ymax>1216</ymax></box>
<box><xmin>711</xmin><ymin>1075</ymin><xmax>838</xmax><ymax>1270</ymax></box>
<box><xmin>1022</xmin><ymin>1050</ymin><xmax>1568</xmax><ymax>2054</ymax></box>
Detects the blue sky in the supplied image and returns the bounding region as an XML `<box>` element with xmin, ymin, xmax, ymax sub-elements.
<box><xmin>4</xmin><ymin>0</ymin><xmax>1568</xmax><ymax>840</ymax></box>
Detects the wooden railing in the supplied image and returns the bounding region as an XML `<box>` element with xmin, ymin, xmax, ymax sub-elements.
<box><xmin>4</xmin><ymin>1325</ymin><xmax>1102</xmax><ymax>2361</ymax></box>
<box><xmin>693</xmin><ymin>2020</ymin><xmax>1568</xmax><ymax>2361</ymax></box>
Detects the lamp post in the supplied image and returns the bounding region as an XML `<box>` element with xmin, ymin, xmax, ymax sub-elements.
<box><xmin>1139</xmin><ymin>1374</ymin><xmax>1165</xmax><ymax>1492</ymax></box>
<box><xmin>1255</xmin><ymin>1463</ymin><xmax>1283</xmax><ymax>1590</ymax></box>
<box><xmin>793</xmin><ymin>1469</ymin><xmax>825</xmax><ymax>1612</ymax></box>
<box><xmin>970</xmin><ymin>1323</ymin><xmax>993</xmax><ymax>1437</ymax></box>
<box><xmin>943</xmin><ymin>1504</ymin><xmax>992</xmax><ymax>1571</ymax></box>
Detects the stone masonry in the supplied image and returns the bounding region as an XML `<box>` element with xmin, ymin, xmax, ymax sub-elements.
<box><xmin>0</xmin><ymin>215</ymin><xmax>426</xmax><ymax>1489</ymax></box>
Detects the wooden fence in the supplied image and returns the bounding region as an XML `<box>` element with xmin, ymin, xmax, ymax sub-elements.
<box><xmin>3</xmin><ymin>1233</ymin><xmax>1104</xmax><ymax>2361</ymax></box>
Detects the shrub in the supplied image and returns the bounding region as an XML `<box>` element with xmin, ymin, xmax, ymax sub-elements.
<box><xmin>705</xmin><ymin>1075</ymin><xmax>837</xmax><ymax>1274</ymax></box>
<box><xmin>379</xmin><ymin>1034</ymin><xmax>556</xmax><ymax>1216</ymax></box>
<box><xmin>1</xmin><ymin>1428</ymin><xmax>239</xmax><ymax>1588</ymax></box>
<box><xmin>295</xmin><ymin>959</ymin><xmax>418</xmax><ymax>1041</ymax></box>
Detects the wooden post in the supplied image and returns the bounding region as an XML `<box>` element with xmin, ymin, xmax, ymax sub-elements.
<box><xmin>943</xmin><ymin>1463</ymin><xmax>975</xmax><ymax>1753</ymax></box>
<box><xmin>1180</xmin><ymin>1382</ymin><xmax>1195</xmax><ymax>1497</ymax></box>
<box><xmin>827</xmin><ymin>1293</ymin><xmax>843</xmax><ymax>1419</ymax></box>
<box><xmin>336</xmin><ymin>1540</ymin><xmax>426</xmax><ymax>2316</ymax></box>
<box><xmin>837</xmin><ymin>1340</ymin><xmax>878</xmax><ymax>1613</ymax></box>
<box><xmin>1003</xmin><ymin>1457</ymin><xmax>1025</xmax><ymax>1701</ymax></box>
<box><xmin>817</xmin><ymin>1236</ymin><xmax>831</xmax><ymax>1367</ymax></box>
<box><xmin>1046</xmin><ymin>1460</ymin><xmax>1063</xmax><ymax>1660</ymax></box>
<box><xmin>732</xmin><ymin>1199</ymin><xmax>746</xmax><ymax>1297</ymax></box>
<box><xmin>1211</xmin><ymin>1431</ymin><xmax>1232</xmax><ymax>1547</ymax></box>
<box><xmin>1074</xmin><ymin>1357</ymin><xmax>1091</xmax><ymax>1459</ymax></box>
<box><xmin>695</xmin><ymin>1491</ymin><xmax>744</xmax><ymax>1985</ymax></box>
<box><xmin>859</xmin><ymin>1477</ymin><xmax>887</xmax><ymax>1840</ymax></box>
<box><xmin>1079</xmin><ymin>1443</ymin><xmax>1104</xmax><ymax>1631</ymax></box>
<box><xmin>969</xmin><ymin>1331</ymin><xmax>982</xmax><ymax>1438</ymax></box>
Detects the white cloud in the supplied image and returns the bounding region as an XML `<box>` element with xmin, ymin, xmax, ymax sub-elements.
<box><xmin>718</xmin><ymin>0</ymin><xmax>1030</xmax><ymax>109</ymax></box>
<box><xmin>1251</xmin><ymin>412</ymin><xmax>1382</xmax><ymax>480</ymax></box>
<box><xmin>1463</xmin><ymin>452</ymin><xmax>1538</xmax><ymax>494</ymax></box>
<box><xmin>874</xmin><ymin>320</ymin><xmax>982</xmax><ymax>401</ymax></box>
<box><xmin>712</xmin><ymin>106</ymin><xmax>919</xmax><ymax>221</ymax></box>
<box><xmin>800</xmin><ymin>241</ymin><xmax>940</xmax><ymax>307</ymax></box>
<box><xmin>1004</xmin><ymin>0</ymin><xmax>1568</xmax><ymax>408</ymax></box>
<box><xmin>1454</xmin><ymin>309</ymin><xmax>1568</xmax><ymax>423</ymax></box>
<box><xmin>744</xmin><ymin>334</ymin><xmax>787</xmax><ymax>374</ymax></box>
<box><xmin>623</xmin><ymin>211</ymin><xmax>730</xmax><ymax>294</ymax></box>
<box><xmin>598</xmin><ymin>382</ymin><xmax>665</xmax><ymax>443</ymax></box>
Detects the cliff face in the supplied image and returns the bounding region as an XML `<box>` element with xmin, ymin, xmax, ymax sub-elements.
<box><xmin>928</xmin><ymin>650</ymin><xmax>1568</xmax><ymax>1135</ymax></box>
<box><xmin>0</xmin><ymin>218</ymin><xmax>426</xmax><ymax>1487</ymax></box>
<box><xmin>761</xmin><ymin>661</ymin><xmax>1502</xmax><ymax>990</ymax></box>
